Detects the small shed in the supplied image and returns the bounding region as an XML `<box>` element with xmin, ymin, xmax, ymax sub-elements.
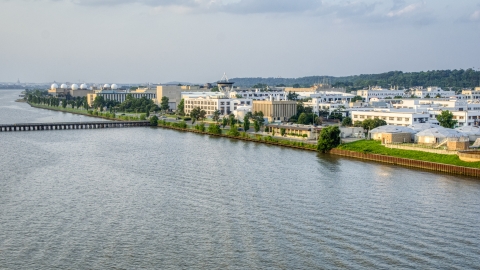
<box><xmin>416</xmin><ymin>128</ymin><xmax>469</xmax><ymax>150</ymax></box>
<box><xmin>455</xmin><ymin>126</ymin><xmax>480</xmax><ymax>142</ymax></box>
<box><xmin>369</xmin><ymin>125</ymin><xmax>415</xmax><ymax>143</ymax></box>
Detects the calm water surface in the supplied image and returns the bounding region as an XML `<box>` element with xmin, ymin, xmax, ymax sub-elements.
<box><xmin>1</xmin><ymin>90</ymin><xmax>479</xmax><ymax>269</ymax></box>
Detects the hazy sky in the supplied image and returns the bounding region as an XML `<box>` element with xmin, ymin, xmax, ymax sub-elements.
<box><xmin>1</xmin><ymin>0</ymin><xmax>479</xmax><ymax>84</ymax></box>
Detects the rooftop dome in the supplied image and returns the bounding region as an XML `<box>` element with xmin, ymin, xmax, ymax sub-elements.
<box><xmin>71</xmin><ymin>84</ymin><xmax>79</xmax><ymax>90</ymax></box>
<box><xmin>407</xmin><ymin>123</ymin><xmax>440</xmax><ymax>132</ymax></box>
<box><xmin>51</xmin><ymin>83</ymin><xmax>58</xmax><ymax>90</ymax></box>
<box><xmin>416</xmin><ymin>128</ymin><xmax>468</xmax><ymax>139</ymax></box>
<box><xmin>80</xmin><ymin>84</ymin><xmax>88</xmax><ymax>90</ymax></box>
<box><xmin>103</xmin><ymin>84</ymin><xmax>111</xmax><ymax>89</ymax></box>
<box><xmin>455</xmin><ymin>126</ymin><xmax>480</xmax><ymax>136</ymax></box>
<box><xmin>111</xmin><ymin>84</ymin><xmax>118</xmax><ymax>90</ymax></box>
<box><xmin>370</xmin><ymin>125</ymin><xmax>415</xmax><ymax>134</ymax></box>
<box><xmin>60</xmin><ymin>84</ymin><xmax>68</xmax><ymax>89</ymax></box>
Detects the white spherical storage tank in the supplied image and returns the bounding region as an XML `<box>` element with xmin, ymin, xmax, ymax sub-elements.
<box><xmin>103</xmin><ymin>84</ymin><xmax>111</xmax><ymax>89</ymax></box>
<box><xmin>60</xmin><ymin>84</ymin><xmax>68</xmax><ymax>89</ymax></box>
<box><xmin>51</xmin><ymin>83</ymin><xmax>58</xmax><ymax>90</ymax></box>
<box><xmin>111</xmin><ymin>84</ymin><xmax>118</xmax><ymax>90</ymax></box>
<box><xmin>71</xmin><ymin>84</ymin><xmax>79</xmax><ymax>90</ymax></box>
<box><xmin>80</xmin><ymin>84</ymin><xmax>88</xmax><ymax>90</ymax></box>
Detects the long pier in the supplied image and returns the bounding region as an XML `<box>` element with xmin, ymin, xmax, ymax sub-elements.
<box><xmin>0</xmin><ymin>121</ymin><xmax>151</xmax><ymax>132</ymax></box>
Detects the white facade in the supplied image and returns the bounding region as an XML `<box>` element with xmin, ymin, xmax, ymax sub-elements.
<box><xmin>462</xmin><ymin>88</ymin><xmax>480</xmax><ymax>100</ymax></box>
<box><xmin>411</xmin><ymin>87</ymin><xmax>455</xmax><ymax>98</ymax></box>
<box><xmin>351</xmin><ymin>110</ymin><xmax>431</xmax><ymax>126</ymax></box>
<box><xmin>357</xmin><ymin>87</ymin><xmax>406</xmax><ymax>101</ymax></box>
<box><xmin>231</xmin><ymin>89</ymin><xmax>285</xmax><ymax>100</ymax></box>
<box><xmin>184</xmin><ymin>95</ymin><xmax>252</xmax><ymax>116</ymax></box>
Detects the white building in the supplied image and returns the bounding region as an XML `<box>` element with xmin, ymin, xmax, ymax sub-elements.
<box><xmin>350</xmin><ymin>110</ymin><xmax>431</xmax><ymax>126</ymax></box>
<box><xmin>357</xmin><ymin>87</ymin><xmax>406</xmax><ymax>101</ymax></box>
<box><xmin>410</xmin><ymin>86</ymin><xmax>455</xmax><ymax>98</ymax></box>
<box><xmin>462</xmin><ymin>87</ymin><xmax>480</xmax><ymax>100</ymax></box>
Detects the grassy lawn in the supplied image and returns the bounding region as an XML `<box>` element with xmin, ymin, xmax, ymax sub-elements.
<box><xmin>337</xmin><ymin>140</ymin><xmax>480</xmax><ymax>168</ymax></box>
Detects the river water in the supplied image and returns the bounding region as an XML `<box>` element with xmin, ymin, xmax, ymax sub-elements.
<box><xmin>1</xmin><ymin>90</ymin><xmax>479</xmax><ymax>269</ymax></box>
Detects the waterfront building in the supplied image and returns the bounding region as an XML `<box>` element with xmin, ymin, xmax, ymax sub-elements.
<box><xmin>183</xmin><ymin>95</ymin><xmax>252</xmax><ymax>116</ymax></box>
<box><xmin>369</xmin><ymin>125</ymin><xmax>415</xmax><ymax>143</ymax></box>
<box><xmin>252</xmin><ymin>99</ymin><xmax>297</xmax><ymax>122</ymax></box>
<box><xmin>266</xmin><ymin>123</ymin><xmax>320</xmax><ymax>140</ymax></box>
<box><xmin>86</xmin><ymin>90</ymin><xmax>156</xmax><ymax>107</ymax></box>
<box><xmin>415</xmin><ymin>128</ymin><xmax>469</xmax><ymax>150</ymax></box>
<box><xmin>49</xmin><ymin>83</ymin><xmax>93</xmax><ymax>98</ymax></box>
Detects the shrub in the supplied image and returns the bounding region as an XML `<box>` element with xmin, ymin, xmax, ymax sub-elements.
<box><xmin>140</xmin><ymin>114</ymin><xmax>146</xmax><ymax>120</ymax></box>
<box><xmin>150</xmin><ymin>115</ymin><xmax>159</xmax><ymax>126</ymax></box>
<box><xmin>208</xmin><ymin>124</ymin><xmax>222</xmax><ymax>135</ymax></box>
<box><xmin>227</xmin><ymin>124</ymin><xmax>240</xmax><ymax>136</ymax></box>
<box><xmin>183</xmin><ymin>117</ymin><xmax>191</xmax><ymax>121</ymax></box>
<box><xmin>194</xmin><ymin>123</ymin><xmax>206</xmax><ymax>132</ymax></box>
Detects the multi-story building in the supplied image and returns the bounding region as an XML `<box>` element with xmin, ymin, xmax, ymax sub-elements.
<box><xmin>86</xmin><ymin>89</ymin><xmax>156</xmax><ymax>107</ymax></box>
<box><xmin>252</xmin><ymin>100</ymin><xmax>297</xmax><ymax>122</ymax></box>
<box><xmin>357</xmin><ymin>87</ymin><xmax>406</xmax><ymax>101</ymax></box>
<box><xmin>350</xmin><ymin>110</ymin><xmax>431</xmax><ymax>127</ymax></box>
<box><xmin>156</xmin><ymin>85</ymin><xmax>205</xmax><ymax>110</ymax></box>
<box><xmin>410</xmin><ymin>86</ymin><xmax>455</xmax><ymax>98</ymax></box>
<box><xmin>183</xmin><ymin>95</ymin><xmax>252</xmax><ymax>116</ymax></box>
<box><xmin>462</xmin><ymin>87</ymin><xmax>480</xmax><ymax>100</ymax></box>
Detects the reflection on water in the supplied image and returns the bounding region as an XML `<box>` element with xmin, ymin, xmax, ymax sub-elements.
<box><xmin>0</xmin><ymin>90</ymin><xmax>479</xmax><ymax>269</ymax></box>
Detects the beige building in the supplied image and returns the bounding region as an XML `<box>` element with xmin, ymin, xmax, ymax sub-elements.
<box><xmin>252</xmin><ymin>100</ymin><xmax>297</xmax><ymax>122</ymax></box>
<box><xmin>156</xmin><ymin>85</ymin><xmax>204</xmax><ymax>110</ymax></box>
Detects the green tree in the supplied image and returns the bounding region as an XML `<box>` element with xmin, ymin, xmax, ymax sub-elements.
<box><xmin>228</xmin><ymin>114</ymin><xmax>236</xmax><ymax>126</ymax></box>
<box><xmin>342</xmin><ymin>117</ymin><xmax>352</xmax><ymax>127</ymax></box>
<box><xmin>211</xmin><ymin>86</ymin><xmax>219</xmax><ymax>92</ymax></box>
<box><xmin>317</xmin><ymin>126</ymin><xmax>341</xmax><ymax>153</ymax></box>
<box><xmin>150</xmin><ymin>115</ymin><xmax>159</xmax><ymax>126</ymax></box>
<box><xmin>361</xmin><ymin>118</ymin><xmax>387</xmax><ymax>130</ymax></box>
<box><xmin>351</xmin><ymin>96</ymin><xmax>363</xmax><ymax>102</ymax></box>
<box><xmin>297</xmin><ymin>113</ymin><xmax>309</xmax><ymax>124</ymax></box>
<box><xmin>160</xmin><ymin>96</ymin><xmax>170</xmax><ymax>111</ymax></box>
<box><xmin>436</xmin><ymin>110</ymin><xmax>457</xmax><ymax>128</ymax></box>
<box><xmin>92</xmin><ymin>96</ymin><xmax>105</xmax><ymax>110</ymax></box>
<box><xmin>287</xmin><ymin>91</ymin><xmax>299</xmax><ymax>100</ymax></box>
<box><xmin>199</xmin><ymin>109</ymin><xmax>207</xmax><ymax>121</ymax></box>
<box><xmin>212</xmin><ymin>110</ymin><xmax>221</xmax><ymax>123</ymax></box>
<box><xmin>243</xmin><ymin>115</ymin><xmax>250</xmax><ymax>131</ymax></box>
<box><xmin>222</xmin><ymin>117</ymin><xmax>228</xmax><ymax>128</ymax></box>
<box><xmin>177</xmin><ymin>99</ymin><xmax>185</xmax><ymax>116</ymax></box>
<box><xmin>62</xmin><ymin>100</ymin><xmax>67</xmax><ymax>108</ymax></box>
<box><xmin>280</xmin><ymin>128</ymin><xmax>286</xmax><ymax>136</ymax></box>
<box><xmin>190</xmin><ymin>107</ymin><xmax>200</xmax><ymax>124</ymax></box>
<box><xmin>253</xmin><ymin>119</ymin><xmax>260</xmax><ymax>132</ymax></box>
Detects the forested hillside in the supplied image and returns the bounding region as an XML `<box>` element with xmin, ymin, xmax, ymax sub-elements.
<box><xmin>231</xmin><ymin>69</ymin><xmax>480</xmax><ymax>92</ymax></box>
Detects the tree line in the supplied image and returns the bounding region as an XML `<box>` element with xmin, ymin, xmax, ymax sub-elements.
<box><xmin>231</xmin><ymin>69</ymin><xmax>480</xmax><ymax>92</ymax></box>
